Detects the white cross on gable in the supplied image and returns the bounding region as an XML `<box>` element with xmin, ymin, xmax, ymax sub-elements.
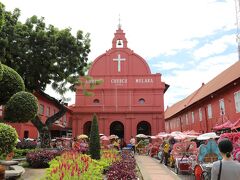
<box><xmin>113</xmin><ymin>54</ymin><xmax>126</xmax><ymax>72</ymax></box>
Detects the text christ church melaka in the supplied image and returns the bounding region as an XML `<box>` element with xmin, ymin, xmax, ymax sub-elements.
<box><xmin>71</xmin><ymin>25</ymin><xmax>168</xmax><ymax>143</ymax></box>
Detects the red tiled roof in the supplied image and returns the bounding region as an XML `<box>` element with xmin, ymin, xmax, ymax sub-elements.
<box><xmin>165</xmin><ymin>61</ymin><xmax>240</xmax><ymax>119</ymax></box>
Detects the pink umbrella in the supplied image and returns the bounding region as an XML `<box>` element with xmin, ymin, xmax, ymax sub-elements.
<box><xmin>100</xmin><ymin>135</ymin><xmax>109</xmax><ymax>141</ymax></box>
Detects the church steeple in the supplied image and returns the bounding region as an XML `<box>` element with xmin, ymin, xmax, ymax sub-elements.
<box><xmin>118</xmin><ymin>14</ymin><xmax>121</xmax><ymax>30</ymax></box>
<box><xmin>112</xmin><ymin>19</ymin><xmax>128</xmax><ymax>49</ymax></box>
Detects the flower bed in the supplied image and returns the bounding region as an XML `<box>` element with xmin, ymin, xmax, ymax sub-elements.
<box><xmin>43</xmin><ymin>149</ymin><xmax>120</xmax><ymax>179</ymax></box>
<box><xmin>26</xmin><ymin>149</ymin><xmax>61</xmax><ymax>168</ymax></box>
<box><xmin>106</xmin><ymin>150</ymin><xmax>137</xmax><ymax>179</ymax></box>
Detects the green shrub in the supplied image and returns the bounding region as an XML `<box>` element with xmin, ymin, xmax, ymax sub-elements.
<box><xmin>14</xmin><ymin>148</ymin><xmax>34</xmax><ymax>158</ymax></box>
<box><xmin>0</xmin><ymin>61</ymin><xmax>3</xmax><ymax>81</ymax></box>
<box><xmin>0</xmin><ymin>64</ymin><xmax>25</xmax><ymax>105</ymax></box>
<box><xmin>0</xmin><ymin>123</ymin><xmax>18</xmax><ymax>155</ymax></box>
<box><xmin>89</xmin><ymin>113</ymin><xmax>101</xmax><ymax>160</ymax></box>
<box><xmin>4</xmin><ymin>91</ymin><xmax>38</xmax><ymax>123</ymax></box>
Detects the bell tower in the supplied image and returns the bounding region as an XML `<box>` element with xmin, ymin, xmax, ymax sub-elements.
<box><xmin>112</xmin><ymin>19</ymin><xmax>128</xmax><ymax>49</ymax></box>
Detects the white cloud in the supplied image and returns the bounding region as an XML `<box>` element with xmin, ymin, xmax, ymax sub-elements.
<box><xmin>1</xmin><ymin>0</ymin><xmax>236</xmax><ymax>60</ymax></box>
<box><xmin>152</xmin><ymin>62</ymin><xmax>184</xmax><ymax>71</ymax></box>
<box><xmin>163</xmin><ymin>52</ymin><xmax>238</xmax><ymax>107</ymax></box>
<box><xmin>193</xmin><ymin>34</ymin><xmax>236</xmax><ymax>59</ymax></box>
<box><xmin>1</xmin><ymin>0</ymin><xmax>238</xmax><ymax>107</ymax></box>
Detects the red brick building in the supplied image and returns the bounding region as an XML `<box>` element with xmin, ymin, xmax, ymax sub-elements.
<box><xmin>71</xmin><ymin>26</ymin><xmax>168</xmax><ymax>142</ymax></box>
<box><xmin>0</xmin><ymin>91</ymin><xmax>72</xmax><ymax>140</ymax></box>
<box><xmin>165</xmin><ymin>61</ymin><xmax>240</xmax><ymax>133</ymax></box>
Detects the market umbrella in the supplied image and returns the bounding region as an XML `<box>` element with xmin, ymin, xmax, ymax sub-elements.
<box><xmin>156</xmin><ymin>132</ymin><xmax>170</xmax><ymax>138</ymax></box>
<box><xmin>136</xmin><ymin>134</ymin><xmax>148</xmax><ymax>138</ymax></box>
<box><xmin>109</xmin><ymin>134</ymin><xmax>119</xmax><ymax>139</ymax></box>
<box><xmin>197</xmin><ymin>132</ymin><xmax>219</xmax><ymax>140</ymax></box>
<box><xmin>100</xmin><ymin>135</ymin><xmax>109</xmax><ymax>141</ymax></box>
<box><xmin>77</xmin><ymin>134</ymin><xmax>88</xmax><ymax>139</ymax></box>
<box><xmin>150</xmin><ymin>136</ymin><xmax>157</xmax><ymax>139</ymax></box>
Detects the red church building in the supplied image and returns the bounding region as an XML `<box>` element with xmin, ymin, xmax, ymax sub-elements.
<box><xmin>71</xmin><ymin>25</ymin><xmax>168</xmax><ymax>142</ymax></box>
<box><xmin>165</xmin><ymin>61</ymin><xmax>240</xmax><ymax>133</ymax></box>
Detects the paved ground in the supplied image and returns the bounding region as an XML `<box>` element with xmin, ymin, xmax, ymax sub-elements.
<box><xmin>135</xmin><ymin>155</ymin><xmax>180</xmax><ymax>180</ymax></box>
<box><xmin>18</xmin><ymin>155</ymin><xmax>194</xmax><ymax>180</ymax></box>
<box><xmin>19</xmin><ymin>168</ymin><xmax>46</xmax><ymax>180</ymax></box>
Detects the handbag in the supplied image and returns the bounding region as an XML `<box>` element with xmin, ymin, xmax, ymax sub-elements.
<box><xmin>217</xmin><ymin>160</ymin><xmax>222</xmax><ymax>180</ymax></box>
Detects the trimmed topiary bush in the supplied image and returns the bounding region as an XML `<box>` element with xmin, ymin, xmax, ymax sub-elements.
<box><xmin>0</xmin><ymin>64</ymin><xmax>25</xmax><ymax>105</ymax></box>
<box><xmin>89</xmin><ymin>113</ymin><xmax>101</xmax><ymax>160</ymax></box>
<box><xmin>0</xmin><ymin>123</ymin><xmax>18</xmax><ymax>155</ymax></box>
<box><xmin>4</xmin><ymin>91</ymin><xmax>38</xmax><ymax>123</ymax></box>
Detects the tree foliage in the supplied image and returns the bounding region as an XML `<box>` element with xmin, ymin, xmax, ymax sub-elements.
<box><xmin>0</xmin><ymin>63</ymin><xmax>25</xmax><ymax>105</ymax></box>
<box><xmin>4</xmin><ymin>91</ymin><xmax>38</xmax><ymax>123</ymax></box>
<box><xmin>0</xmin><ymin>10</ymin><xmax>90</xmax><ymax>94</ymax></box>
<box><xmin>0</xmin><ymin>3</ymin><xmax>91</xmax><ymax>147</ymax></box>
<box><xmin>0</xmin><ymin>61</ymin><xmax>3</xmax><ymax>80</ymax></box>
<box><xmin>0</xmin><ymin>3</ymin><xmax>5</xmax><ymax>30</ymax></box>
<box><xmin>0</xmin><ymin>123</ymin><xmax>18</xmax><ymax>155</ymax></box>
<box><xmin>89</xmin><ymin>114</ymin><xmax>101</xmax><ymax>160</ymax></box>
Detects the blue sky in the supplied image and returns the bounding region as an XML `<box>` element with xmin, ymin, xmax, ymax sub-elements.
<box><xmin>1</xmin><ymin>0</ymin><xmax>238</xmax><ymax>108</ymax></box>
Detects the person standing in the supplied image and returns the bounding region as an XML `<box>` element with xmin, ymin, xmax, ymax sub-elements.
<box><xmin>130</xmin><ymin>136</ymin><xmax>136</xmax><ymax>154</ymax></box>
<box><xmin>211</xmin><ymin>139</ymin><xmax>240</xmax><ymax>180</ymax></box>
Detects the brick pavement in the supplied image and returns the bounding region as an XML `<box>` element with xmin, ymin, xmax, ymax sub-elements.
<box><xmin>135</xmin><ymin>155</ymin><xmax>180</xmax><ymax>180</ymax></box>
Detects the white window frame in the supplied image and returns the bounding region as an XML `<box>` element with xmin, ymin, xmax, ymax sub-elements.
<box><xmin>185</xmin><ymin>114</ymin><xmax>188</xmax><ymax>125</ymax></box>
<box><xmin>46</xmin><ymin>106</ymin><xmax>50</xmax><ymax>117</ymax></box>
<box><xmin>199</xmin><ymin>108</ymin><xmax>203</xmax><ymax>121</ymax></box>
<box><xmin>219</xmin><ymin>99</ymin><xmax>225</xmax><ymax>115</ymax></box>
<box><xmin>39</xmin><ymin>104</ymin><xmax>44</xmax><ymax>115</ymax></box>
<box><xmin>234</xmin><ymin>91</ymin><xmax>240</xmax><ymax>113</ymax></box>
<box><xmin>207</xmin><ymin>104</ymin><xmax>213</xmax><ymax>119</ymax></box>
<box><xmin>191</xmin><ymin>112</ymin><xmax>195</xmax><ymax>123</ymax></box>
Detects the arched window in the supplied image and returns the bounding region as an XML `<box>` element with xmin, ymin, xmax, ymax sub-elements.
<box><xmin>93</xmin><ymin>99</ymin><xmax>100</xmax><ymax>104</ymax></box>
<box><xmin>138</xmin><ymin>98</ymin><xmax>145</xmax><ymax>104</ymax></box>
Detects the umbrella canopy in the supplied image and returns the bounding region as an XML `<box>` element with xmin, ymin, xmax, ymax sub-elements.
<box><xmin>156</xmin><ymin>132</ymin><xmax>170</xmax><ymax>138</ymax></box>
<box><xmin>184</xmin><ymin>130</ymin><xmax>201</xmax><ymax>136</ymax></box>
<box><xmin>212</xmin><ymin>120</ymin><xmax>233</xmax><ymax>131</ymax></box>
<box><xmin>197</xmin><ymin>132</ymin><xmax>219</xmax><ymax>140</ymax></box>
<box><xmin>109</xmin><ymin>134</ymin><xmax>119</xmax><ymax>139</ymax></box>
<box><xmin>136</xmin><ymin>134</ymin><xmax>148</xmax><ymax>138</ymax></box>
<box><xmin>170</xmin><ymin>131</ymin><xmax>187</xmax><ymax>140</ymax></box>
<box><xmin>150</xmin><ymin>136</ymin><xmax>157</xmax><ymax>139</ymax></box>
<box><xmin>77</xmin><ymin>134</ymin><xmax>88</xmax><ymax>139</ymax></box>
<box><xmin>231</xmin><ymin>119</ymin><xmax>240</xmax><ymax>130</ymax></box>
<box><xmin>100</xmin><ymin>135</ymin><xmax>109</xmax><ymax>141</ymax></box>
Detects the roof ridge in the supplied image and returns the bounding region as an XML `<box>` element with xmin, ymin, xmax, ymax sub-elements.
<box><xmin>185</xmin><ymin>83</ymin><xmax>205</xmax><ymax>107</ymax></box>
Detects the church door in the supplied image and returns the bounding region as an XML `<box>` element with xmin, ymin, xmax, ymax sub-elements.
<box><xmin>137</xmin><ymin>121</ymin><xmax>151</xmax><ymax>135</ymax></box>
<box><xmin>110</xmin><ymin>121</ymin><xmax>124</xmax><ymax>139</ymax></box>
<box><xmin>83</xmin><ymin>121</ymin><xmax>92</xmax><ymax>137</ymax></box>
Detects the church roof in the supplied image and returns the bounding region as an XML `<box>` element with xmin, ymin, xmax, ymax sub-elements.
<box><xmin>88</xmin><ymin>27</ymin><xmax>152</xmax><ymax>76</ymax></box>
<box><xmin>165</xmin><ymin>61</ymin><xmax>240</xmax><ymax>120</ymax></box>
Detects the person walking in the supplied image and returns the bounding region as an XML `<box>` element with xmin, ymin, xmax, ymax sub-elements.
<box><xmin>211</xmin><ymin>139</ymin><xmax>240</xmax><ymax>180</ymax></box>
<box><xmin>130</xmin><ymin>136</ymin><xmax>136</xmax><ymax>154</ymax></box>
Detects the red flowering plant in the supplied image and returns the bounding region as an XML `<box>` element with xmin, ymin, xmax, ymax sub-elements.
<box><xmin>43</xmin><ymin>149</ymin><xmax>120</xmax><ymax>179</ymax></box>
